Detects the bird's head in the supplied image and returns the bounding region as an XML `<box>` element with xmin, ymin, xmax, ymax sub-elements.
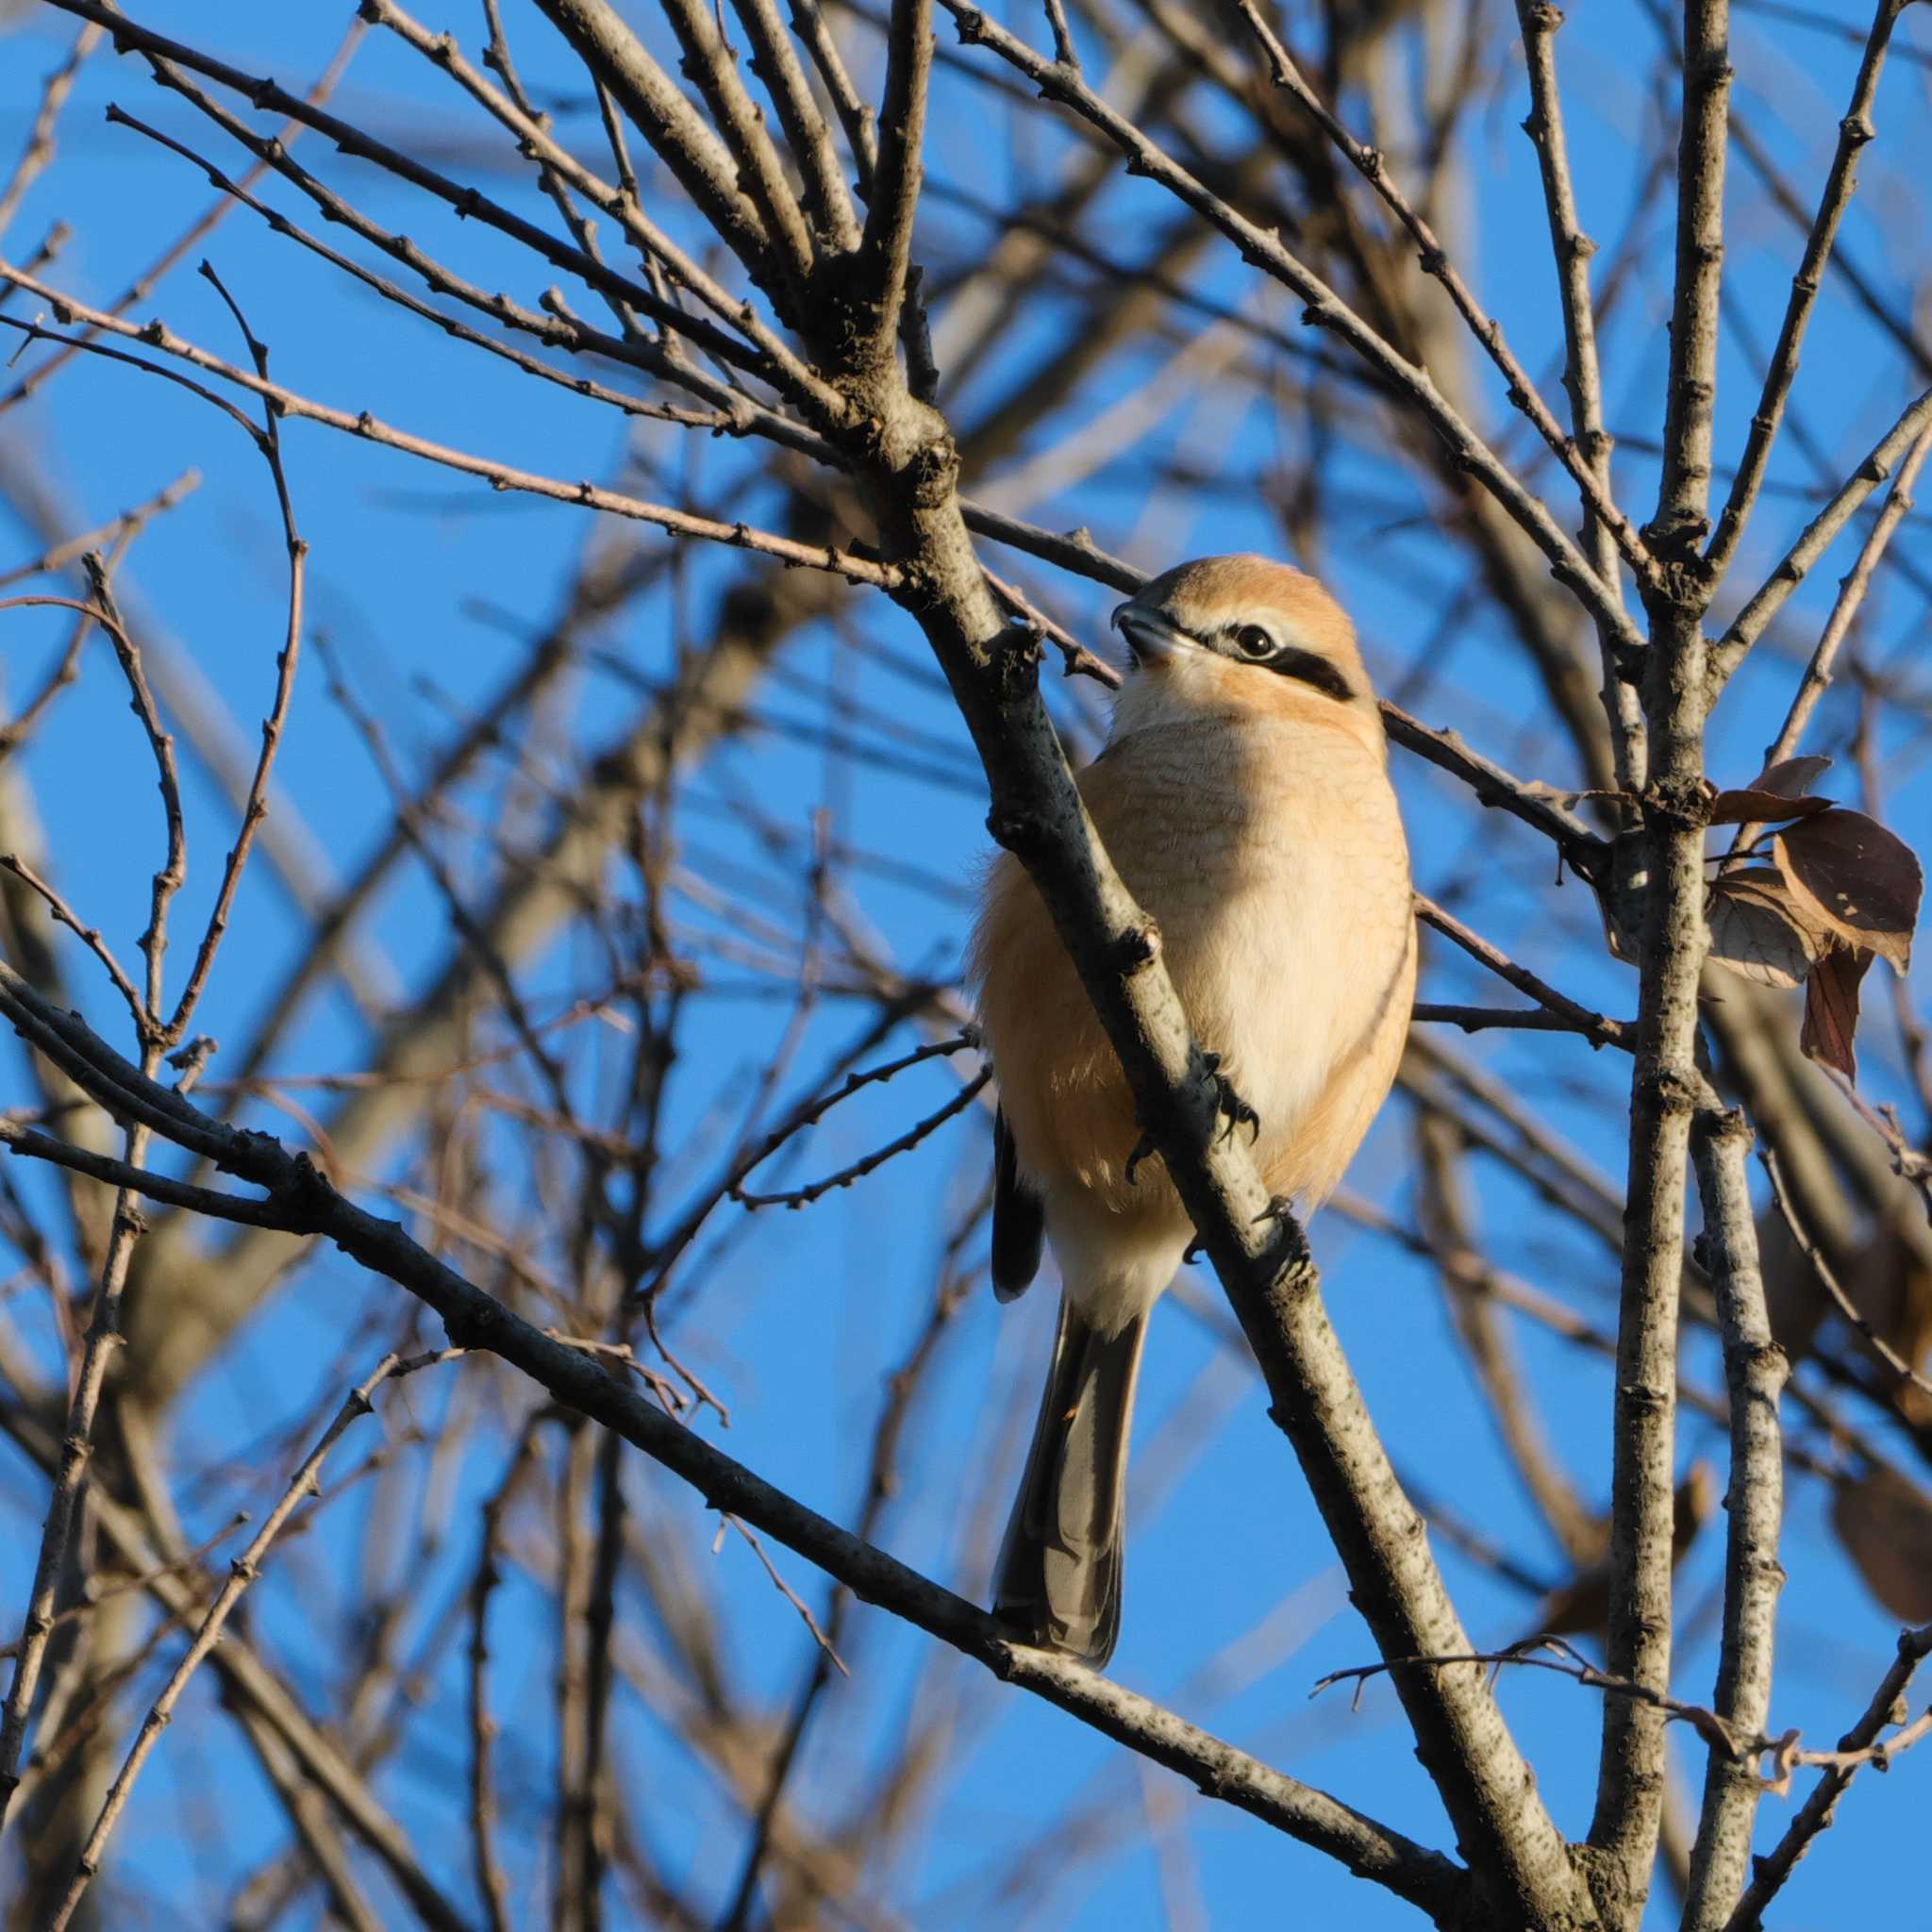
<box><xmin>1108</xmin><ymin>554</ymin><xmax>1380</xmax><ymax>750</ymax></box>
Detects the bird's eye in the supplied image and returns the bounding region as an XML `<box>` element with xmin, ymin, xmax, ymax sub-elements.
<box><xmin>1232</xmin><ymin>625</ymin><xmax>1274</xmax><ymax>659</ymax></box>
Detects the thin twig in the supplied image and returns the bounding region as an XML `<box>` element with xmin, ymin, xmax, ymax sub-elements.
<box><xmin>1760</xmin><ymin>1145</ymin><xmax>1932</xmax><ymax>1397</ymax></box>
<box><xmin>1415</xmin><ymin>894</ymin><xmax>1631</xmax><ymax>1051</ymax></box>
<box><xmin>42</xmin><ymin>1350</ymin><xmax>457</xmax><ymax>1932</ymax></box>
<box><xmin>161</xmin><ymin>262</ymin><xmax>308</xmax><ymax>1045</ymax></box>
<box><xmin>733</xmin><ymin>1066</ymin><xmax>991</xmax><ymax>1208</ymax></box>
<box><xmin>0</xmin><ymin>1513</ymin><xmax>244</xmax><ymax>1664</ymax></box>
<box><xmin>0</xmin><ymin>469</ymin><xmax>199</xmax><ymax>596</ymax></box>
<box><xmin>0</xmin><ymin>847</ymin><xmax>144</xmax><ymax>1027</ymax></box>
<box><xmin>1715</xmin><ymin>385</ymin><xmax>1932</xmax><ymax>685</ymax></box>
<box><xmin>0</xmin><ymin>24</ymin><xmax>102</xmax><ymax>238</ymax></box>
<box><xmin>1757</xmin><ymin>420</ymin><xmax>1932</xmax><ymax>772</ymax></box>
<box><xmin>939</xmin><ymin>0</ymin><xmax>1643</xmax><ymax>662</ymax></box>
<box><xmin>0</xmin><ymin>275</ymin><xmax>900</xmax><ymax>590</ymax></box>
<box><xmin>0</xmin><ymin>1120</ymin><xmax>156</xmax><ymax>1828</ymax></box>
<box><xmin>0</xmin><ymin>19</ymin><xmax>368</xmax><ymax>419</ymax></box>
<box><xmin>1723</xmin><ymin>1622</ymin><xmax>1932</xmax><ymax>1927</ymax></box>
<box><xmin>1513</xmin><ymin>0</ymin><xmax>1646</xmax><ymax>789</ymax></box>
<box><xmin>0</xmin><ymin>959</ymin><xmax>1467</xmax><ymax>1920</ymax></box>
<box><xmin>718</xmin><ymin>1516</ymin><xmax>850</xmax><ymax>1675</ymax></box>
<box><xmin>1228</xmin><ymin>0</ymin><xmax>1657</xmax><ymax>588</ymax></box>
<box><xmin>1314</xmin><ymin>1635</ymin><xmax>1923</xmax><ymax>1789</ymax></box>
<box><xmin>1704</xmin><ymin>0</ymin><xmax>1911</xmax><ymax>576</ymax></box>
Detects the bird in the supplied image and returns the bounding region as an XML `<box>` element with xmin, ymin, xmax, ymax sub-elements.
<box><xmin>968</xmin><ymin>554</ymin><xmax>1416</xmax><ymax>1666</ymax></box>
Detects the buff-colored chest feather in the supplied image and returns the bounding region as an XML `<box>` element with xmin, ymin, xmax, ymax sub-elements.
<box><xmin>972</xmin><ymin>705</ymin><xmax>1415</xmax><ymax>1220</ymax></box>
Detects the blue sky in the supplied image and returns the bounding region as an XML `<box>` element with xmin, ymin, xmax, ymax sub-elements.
<box><xmin>2</xmin><ymin>3</ymin><xmax>1930</xmax><ymax>1926</ymax></box>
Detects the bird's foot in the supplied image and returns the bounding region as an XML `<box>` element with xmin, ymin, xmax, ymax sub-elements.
<box><xmin>1254</xmin><ymin>1195</ymin><xmax>1313</xmax><ymax>1272</ymax></box>
<box><xmin>1202</xmin><ymin>1052</ymin><xmax>1260</xmax><ymax>1145</ymax></box>
<box><xmin>1126</xmin><ymin>1056</ymin><xmax>1257</xmax><ymax>1185</ymax></box>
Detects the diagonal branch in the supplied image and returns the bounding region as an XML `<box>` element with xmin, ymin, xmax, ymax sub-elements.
<box><xmin>651</xmin><ymin>0</ymin><xmax>819</xmax><ymax>286</ymax></box>
<box><xmin>0</xmin><ymin>23</ymin><xmax>102</xmax><ymax>238</ymax></box>
<box><xmin>1747</xmin><ymin>421</ymin><xmax>1932</xmax><ymax>773</ymax></box>
<box><xmin>937</xmin><ymin>1</ymin><xmax>1643</xmax><ymax>664</ymax></box>
<box><xmin>1229</xmin><ymin>0</ymin><xmax>1658</xmax><ymax>590</ymax></box>
<box><xmin>0</xmin><ymin>273</ymin><xmax>896</xmax><ymax>591</ymax></box>
<box><xmin>731</xmin><ymin>0</ymin><xmax>862</xmax><ymax>250</ymax></box>
<box><xmin>1723</xmin><ymin>1621</ymin><xmax>1932</xmax><ymax>1928</ymax></box>
<box><xmin>1513</xmin><ymin>0</ymin><xmax>1647</xmax><ymax>790</ymax></box>
<box><xmin>523</xmin><ymin>0</ymin><xmax>780</xmax><ymax>279</ymax></box>
<box><xmin>42</xmin><ymin>1350</ymin><xmax>454</xmax><ymax>1932</ymax></box>
<box><xmin>0</xmin><ymin>971</ymin><xmax>1467</xmax><ymax>1922</ymax></box>
<box><xmin>1712</xmin><ymin>384</ymin><xmax>1932</xmax><ymax>688</ymax></box>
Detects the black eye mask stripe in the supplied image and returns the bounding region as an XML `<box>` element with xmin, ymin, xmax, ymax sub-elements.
<box><xmin>1264</xmin><ymin>644</ymin><xmax>1355</xmax><ymax>705</ymax></box>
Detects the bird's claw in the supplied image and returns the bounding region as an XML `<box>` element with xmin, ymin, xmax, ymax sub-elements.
<box><xmin>1202</xmin><ymin>1052</ymin><xmax>1260</xmax><ymax>1145</ymax></box>
<box><xmin>1126</xmin><ymin>1056</ymin><xmax>1258</xmax><ymax>1186</ymax></box>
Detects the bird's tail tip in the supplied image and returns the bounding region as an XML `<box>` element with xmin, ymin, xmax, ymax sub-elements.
<box><xmin>990</xmin><ymin>1300</ymin><xmax>1149</xmax><ymax>1669</ymax></box>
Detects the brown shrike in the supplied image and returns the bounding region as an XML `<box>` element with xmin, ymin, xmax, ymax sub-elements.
<box><xmin>969</xmin><ymin>554</ymin><xmax>1416</xmax><ymax>1665</ymax></box>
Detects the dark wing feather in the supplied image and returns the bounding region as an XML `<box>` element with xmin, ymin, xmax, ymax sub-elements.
<box><xmin>991</xmin><ymin>1106</ymin><xmax>1044</xmax><ymax>1301</ymax></box>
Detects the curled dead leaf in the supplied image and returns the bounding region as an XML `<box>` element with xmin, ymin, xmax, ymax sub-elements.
<box><xmin>1800</xmin><ymin>943</ymin><xmax>1874</xmax><ymax>1080</ymax></box>
<box><xmin>1706</xmin><ymin>787</ymin><xmax>1832</xmax><ymax>826</ymax></box>
<box><xmin>1748</xmin><ymin>753</ymin><xmax>1833</xmax><ymax>798</ymax></box>
<box><xmin>1774</xmin><ymin>808</ymin><xmax>1923</xmax><ymax>974</ymax></box>
<box><xmin>1707</xmin><ymin>869</ymin><xmax>1828</xmax><ymax>989</ymax></box>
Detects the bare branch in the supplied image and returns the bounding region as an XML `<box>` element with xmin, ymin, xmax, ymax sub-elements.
<box><xmin>1761</xmin><ymin>1145</ymin><xmax>1932</xmax><ymax>1399</ymax></box>
<box><xmin>0</xmin><ymin>24</ymin><xmax>101</xmax><ymax>238</ymax></box>
<box><xmin>0</xmin><ymin>974</ymin><xmax>1468</xmax><ymax>1921</ymax></box>
<box><xmin>42</xmin><ymin>1351</ymin><xmax>455</xmax><ymax>1932</ymax></box>
<box><xmin>852</xmin><ymin>0</ymin><xmax>936</xmax><ymax>361</ymax></box>
<box><xmin>0</xmin><ymin>269</ymin><xmax>899</xmax><ymax>589</ymax></box>
<box><xmin>1684</xmin><ymin>1109</ymin><xmax>1787</xmax><ymax>1930</ymax></box>
<box><xmin>1416</xmin><ymin>894</ymin><xmax>1631</xmax><ymax>1051</ymax></box>
<box><xmin>159</xmin><ymin>263</ymin><xmax>307</xmax><ymax>1046</ymax></box>
<box><xmin>1704</xmin><ymin>0</ymin><xmax>1911</xmax><ymax>575</ymax></box>
<box><xmin>1229</xmin><ymin>0</ymin><xmax>1658</xmax><ymax>590</ymax></box>
<box><xmin>1513</xmin><ymin>0</ymin><xmax>1646</xmax><ymax>789</ymax></box>
<box><xmin>1724</xmin><ymin>1622</ymin><xmax>1932</xmax><ymax>1927</ymax></box>
<box><xmin>733</xmin><ymin>1066</ymin><xmax>990</xmax><ymax>1208</ymax></box>
<box><xmin>938</xmin><ymin>0</ymin><xmax>1644</xmax><ymax>662</ymax></box>
<box><xmin>1714</xmin><ymin>385</ymin><xmax>1932</xmax><ymax>685</ymax></box>
<box><xmin>1756</xmin><ymin>422</ymin><xmax>1932</xmax><ymax>770</ymax></box>
<box><xmin>1651</xmin><ymin>0</ymin><xmax>1731</xmax><ymax>552</ymax></box>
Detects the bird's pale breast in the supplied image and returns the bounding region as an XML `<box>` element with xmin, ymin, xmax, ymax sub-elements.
<box><xmin>973</xmin><ymin>707</ymin><xmax>1414</xmax><ymax>1225</ymax></box>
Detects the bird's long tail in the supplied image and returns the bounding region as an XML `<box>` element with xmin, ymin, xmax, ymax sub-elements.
<box><xmin>991</xmin><ymin>1296</ymin><xmax>1148</xmax><ymax>1667</ymax></box>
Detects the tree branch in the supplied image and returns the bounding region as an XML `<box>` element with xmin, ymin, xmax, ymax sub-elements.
<box><xmin>1703</xmin><ymin>0</ymin><xmax>1909</xmax><ymax>575</ymax></box>
<box><xmin>1683</xmin><ymin>1108</ymin><xmax>1787</xmax><ymax>1931</ymax></box>
<box><xmin>0</xmin><ymin>972</ymin><xmax>1467</xmax><ymax>1923</ymax></box>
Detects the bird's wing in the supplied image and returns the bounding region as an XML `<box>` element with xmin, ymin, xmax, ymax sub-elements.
<box><xmin>991</xmin><ymin>1105</ymin><xmax>1045</xmax><ymax>1301</ymax></box>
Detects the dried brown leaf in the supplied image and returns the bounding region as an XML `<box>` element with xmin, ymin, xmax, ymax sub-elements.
<box><xmin>1831</xmin><ymin>1467</ymin><xmax>1932</xmax><ymax>1622</ymax></box>
<box><xmin>1706</xmin><ymin>788</ymin><xmax>1832</xmax><ymax>826</ymax></box>
<box><xmin>1800</xmin><ymin>943</ymin><xmax>1874</xmax><ymax>1080</ymax></box>
<box><xmin>1748</xmin><ymin>753</ymin><xmax>1833</xmax><ymax>798</ymax></box>
<box><xmin>1775</xmin><ymin>808</ymin><xmax>1923</xmax><ymax>973</ymax></box>
<box><xmin>1706</xmin><ymin>869</ymin><xmax>1826</xmax><ymax>989</ymax></box>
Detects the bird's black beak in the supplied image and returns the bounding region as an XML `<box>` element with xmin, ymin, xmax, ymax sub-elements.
<box><xmin>1111</xmin><ymin>603</ymin><xmax>1193</xmax><ymax>666</ymax></box>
